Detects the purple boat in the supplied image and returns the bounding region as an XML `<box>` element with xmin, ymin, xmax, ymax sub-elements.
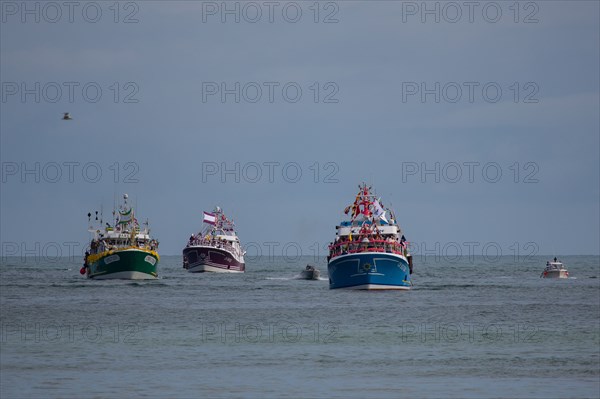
<box><xmin>182</xmin><ymin>207</ymin><xmax>245</xmax><ymax>273</ymax></box>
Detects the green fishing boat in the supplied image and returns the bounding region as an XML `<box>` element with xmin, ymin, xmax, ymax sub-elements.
<box><xmin>81</xmin><ymin>194</ymin><xmax>159</xmax><ymax>280</ymax></box>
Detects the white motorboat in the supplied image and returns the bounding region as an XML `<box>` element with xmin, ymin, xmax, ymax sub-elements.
<box><xmin>541</xmin><ymin>258</ymin><xmax>569</xmax><ymax>279</ymax></box>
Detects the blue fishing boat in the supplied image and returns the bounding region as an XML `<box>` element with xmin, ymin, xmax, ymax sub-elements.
<box><xmin>327</xmin><ymin>184</ymin><xmax>413</xmax><ymax>290</ymax></box>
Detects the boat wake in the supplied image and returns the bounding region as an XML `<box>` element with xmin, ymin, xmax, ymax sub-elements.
<box><xmin>265</xmin><ymin>276</ymin><xmax>328</xmax><ymax>281</ymax></box>
<box><xmin>291</xmin><ymin>274</ymin><xmax>328</xmax><ymax>281</ymax></box>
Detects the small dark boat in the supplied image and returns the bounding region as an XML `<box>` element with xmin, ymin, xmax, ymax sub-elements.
<box><xmin>300</xmin><ymin>265</ymin><xmax>321</xmax><ymax>280</ymax></box>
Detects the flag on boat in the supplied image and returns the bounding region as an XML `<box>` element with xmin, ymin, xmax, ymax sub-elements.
<box><xmin>203</xmin><ymin>211</ymin><xmax>216</xmax><ymax>225</ymax></box>
<box><xmin>118</xmin><ymin>208</ymin><xmax>133</xmax><ymax>225</ymax></box>
<box><xmin>372</xmin><ymin>200</ymin><xmax>388</xmax><ymax>223</ymax></box>
<box><xmin>351</xmin><ymin>194</ymin><xmax>361</xmax><ymax>218</ymax></box>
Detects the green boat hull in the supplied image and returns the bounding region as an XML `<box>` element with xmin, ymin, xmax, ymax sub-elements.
<box><xmin>88</xmin><ymin>249</ymin><xmax>159</xmax><ymax>280</ymax></box>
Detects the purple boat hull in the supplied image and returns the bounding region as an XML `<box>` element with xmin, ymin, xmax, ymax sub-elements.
<box><xmin>183</xmin><ymin>246</ymin><xmax>245</xmax><ymax>273</ymax></box>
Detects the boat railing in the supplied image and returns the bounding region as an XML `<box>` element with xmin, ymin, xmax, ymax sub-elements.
<box><xmin>187</xmin><ymin>239</ymin><xmax>239</xmax><ymax>255</ymax></box>
<box><xmin>328</xmin><ymin>239</ymin><xmax>408</xmax><ymax>259</ymax></box>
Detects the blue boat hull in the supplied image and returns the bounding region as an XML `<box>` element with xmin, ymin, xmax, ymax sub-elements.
<box><xmin>327</xmin><ymin>252</ymin><xmax>412</xmax><ymax>290</ymax></box>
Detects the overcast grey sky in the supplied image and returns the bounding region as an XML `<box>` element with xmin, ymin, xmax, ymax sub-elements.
<box><xmin>1</xmin><ymin>1</ymin><xmax>598</xmax><ymax>257</ymax></box>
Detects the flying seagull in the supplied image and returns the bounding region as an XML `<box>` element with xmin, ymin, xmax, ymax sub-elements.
<box><xmin>62</xmin><ymin>112</ymin><xmax>72</xmax><ymax>120</ymax></box>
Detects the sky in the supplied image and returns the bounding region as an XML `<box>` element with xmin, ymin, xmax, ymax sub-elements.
<box><xmin>1</xmin><ymin>1</ymin><xmax>599</xmax><ymax>258</ymax></box>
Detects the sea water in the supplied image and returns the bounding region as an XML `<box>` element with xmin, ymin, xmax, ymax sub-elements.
<box><xmin>1</xmin><ymin>255</ymin><xmax>599</xmax><ymax>398</ymax></box>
